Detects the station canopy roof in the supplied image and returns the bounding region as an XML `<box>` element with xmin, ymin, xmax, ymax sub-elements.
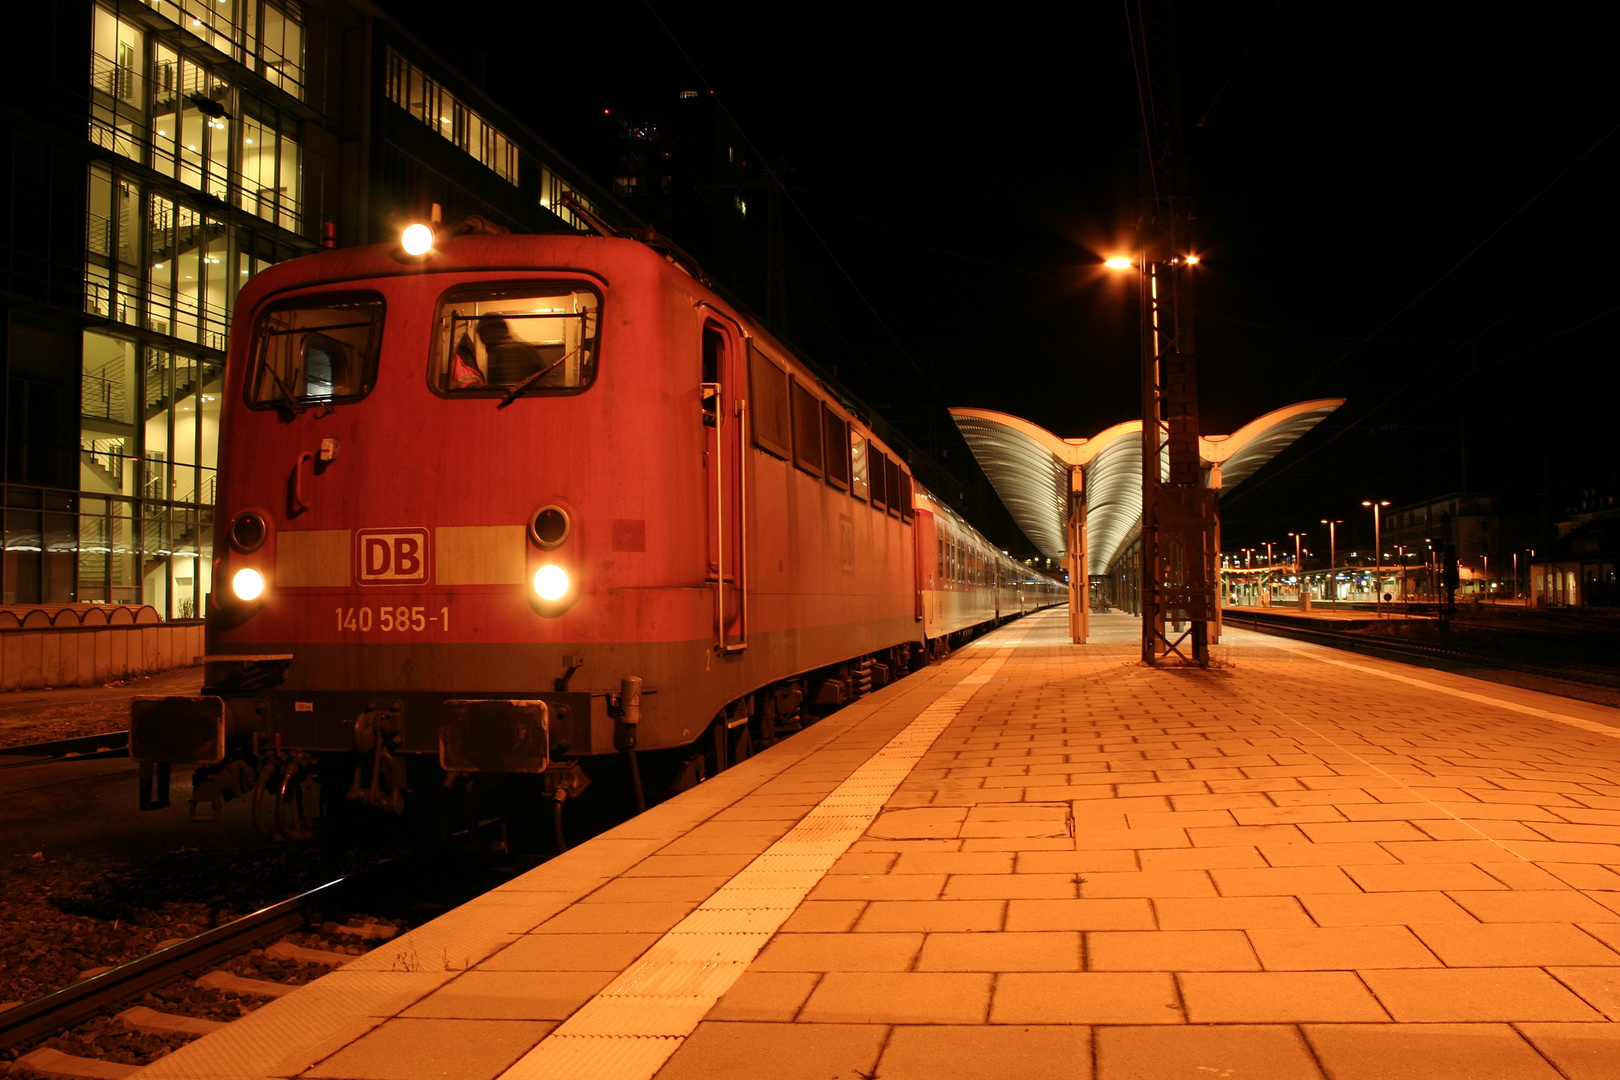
<box><xmin>951</xmin><ymin>399</ymin><xmax>1343</xmax><ymax>577</ymax></box>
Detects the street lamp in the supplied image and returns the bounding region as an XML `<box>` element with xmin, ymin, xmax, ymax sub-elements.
<box><xmin>1320</xmin><ymin>519</ymin><xmax>1344</xmax><ymax>611</ymax></box>
<box><xmin>1362</xmin><ymin>500</ymin><xmax>1390</xmax><ymax>616</ymax></box>
<box><xmin>1288</xmin><ymin>531</ymin><xmax>1306</xmax><ymax>609</ymax></box>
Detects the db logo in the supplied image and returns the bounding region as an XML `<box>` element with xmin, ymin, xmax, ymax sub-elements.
<box><xmin>355</xmin><ymin>528</ymin><xmax>430</xmax><ymax>585</ymax></box>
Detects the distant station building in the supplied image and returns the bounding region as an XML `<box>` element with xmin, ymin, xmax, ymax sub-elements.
<box><xmin>1531</xmin><ymin>492</ymin><xmax>1620</xmax><ymax>608</ymax></box>
<box><xmin>0</xmin><ymin>0</ymin><xmax>623</xmax><ymax>618</ymax></box>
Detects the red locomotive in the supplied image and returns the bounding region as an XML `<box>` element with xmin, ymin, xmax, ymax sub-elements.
<box><xmin>130</xmin><ymin>222</ymin><xmax>1062</xmax><ymax>839</ymax></box>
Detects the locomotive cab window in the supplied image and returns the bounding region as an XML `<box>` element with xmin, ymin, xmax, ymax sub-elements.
<box><xmin>249</xmin><ymin>292</ymin><xmax>384</xmax><ymax>409</ymax></box>
<box><xmin>433</xmin><ymin>283</ymin><xmax>599</xmax><ymax>397</ymax></box>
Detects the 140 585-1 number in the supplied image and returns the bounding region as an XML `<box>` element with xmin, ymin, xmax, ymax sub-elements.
<box><xmin>335</xmin><ymin>606</ymin><xmax>449</xmax><ymax>633</ymax></box>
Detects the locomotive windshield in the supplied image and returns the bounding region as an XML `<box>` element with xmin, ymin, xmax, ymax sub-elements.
<box><xmin>432</xmin><ymin>283</ymin><xmax>599</xmax><ymax>399</ymax></box>
<box><xmin>248</xmin><ymin>293</ymin><xmax>384</xmax><ymax>410</ymax></box>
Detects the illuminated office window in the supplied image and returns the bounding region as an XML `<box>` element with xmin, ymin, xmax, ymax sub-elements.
<box><xmin>385</xmin><ymin>48</ymin><xmax>519</xmax><ymax>185</ymax></box>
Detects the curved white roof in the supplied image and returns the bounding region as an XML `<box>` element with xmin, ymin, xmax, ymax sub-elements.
<box><xmin>951</xmin><ymin>399</ymin><xmax>1343</xmax><ymax>576</ymax></box>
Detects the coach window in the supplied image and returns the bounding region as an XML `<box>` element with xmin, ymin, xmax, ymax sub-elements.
<box><xmin>750</xmin><ymin>344</ymin><xmax>790</xmax><ymax>457</ymax></box>
<box><xmin>248</xmin><ymin>293</ymin><xmax>383</xmax><ymax>408</ymax></box>
<box><xmin>822</xmin><ymin>405</ymin><xmax>850</xmax><ymax>490</ymax></box>
<box><xmin>790</xmin><ymin>377</ymin><xmax>823</xmax><ymax>477</ymax></box>
<box><xmin>850</xmin><ymin>431</ymin><xmax>870</xmax><ymax>500</ymax></box>
<box><xmin>433</xmin><ymin>284</ymin><xmax>599</xmax><ymax>397</ymax></box>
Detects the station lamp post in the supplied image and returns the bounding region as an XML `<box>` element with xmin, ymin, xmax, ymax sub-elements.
<box><xmin>1288</xmin><ymin>531</ymin><xmax>1306</xmax><ymax>607</ymax></box>
<box><xmin>1320</xmin><ymin>519</ymin><xmax>1343</xmax><ymax>610</ymax></box>
<box><xmin>1362</xmin><ymin>500</ymin><xmax>1390</xmax><ymax>616</ymax></box>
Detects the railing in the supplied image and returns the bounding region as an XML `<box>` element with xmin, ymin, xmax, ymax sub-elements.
<box><xmin>81</xmin><ymin>368</ymin><xmax>128</xmax><ymax>422</ymax></box>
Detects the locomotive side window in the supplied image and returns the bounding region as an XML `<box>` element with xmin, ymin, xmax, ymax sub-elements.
<box><xmin>898</xmin><ymin>469</ymin><xmax>914</xmax><ymax>522</ymax></box>
<box><xmin>749</xmin><ymin>344</ymin><xmax>790</xmax><ymax>458</ymax></box>
<box><xmin>850</xmin><ymin>431</ymin><xmax>870</xmax><ymax>500</ymax></box>
<box><xmin>432</xmin><ymin>283</ymin><xmax>599</xmax><ymax>397</ymax></box>
<box><xmin>822</xmin><ymin>405</ymin><xmax>850</xmax><ymax>490</ymax></box>
<box><xmin>790</xmin><ymin>377</ymin><xmax>823</xmax><ymax>477</ymax></box>
<box><xmin>249</xmin><ymin>292</ymin><xmax>383</xmax><ymax>409</ymax></box>
<box><xmin>885</xmin><ymin>457</ymin><xmax>902</xmax><ymax>518</ymax></box>
<box><xmin>871</xmin><ymin>450</ymin><xmax>888</xmax><ymax>511</ymax></box>
<box><xmin>701</xmin><ymin>324</ymin><xmax>724</xmax><ymax>426</ymax></box>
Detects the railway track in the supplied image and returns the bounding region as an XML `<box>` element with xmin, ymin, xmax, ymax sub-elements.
<box><xmin>1225</xmin><ymin>610</ymin><xmax>1620</xmax><ymax>696</ymax></box>
<box><xmin>0</xmin><ymin>733</ymin><xmax>129</xmax><ymax>770</ymax></box>
<box><xmin>0</xmin><ymin>872</ymin><xmax>399</xmax><ymax>1079</ymax></box>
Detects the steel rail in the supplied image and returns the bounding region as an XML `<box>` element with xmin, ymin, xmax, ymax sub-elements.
<box><xmin>0</xmin><ymin>731</ymin><xmax>130</xmax><ymax>769</ymax></box>
<box><xmin>0</xmin><ymin>875</ymin><xmax>350</xmax><ymax>1051</ymax></box>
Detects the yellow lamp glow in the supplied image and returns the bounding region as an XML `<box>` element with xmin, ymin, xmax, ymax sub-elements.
<box><xmin>533</xmin><ymin>565</ymin><xmax>570</xmax><ymax>602</ymax></box>
<box><xmin>1103</xmin><ymin>257</ymin><xmax>1134</xmax><ymax>270</ymax></box>
<box><xmin>232</xmin><ymin>568</ymin><xmax>265</xmax><ymax>602</ymax></box>
<box><xmin>401</xmin><ymin>223</ymin><xmax>434</xmax><ymax>257</ymax></box>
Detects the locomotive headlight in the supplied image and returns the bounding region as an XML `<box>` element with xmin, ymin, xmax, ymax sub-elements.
<box><xmin>533</xmin><ymin>564</ymin><xmax>570</xmax><ymax>602</ymax></box>
<box><xmin>232</xmin><ymin>567</ymin><xmax>265</xmax><ymax>602</ymax></box>
<box><xmin>400</xmin><ymin>223</ymin><xmax>435</xmax><ymax>257</ymax></box>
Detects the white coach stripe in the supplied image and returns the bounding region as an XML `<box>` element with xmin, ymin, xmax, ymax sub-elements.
<box><xmin>499</xmin><ymin>641</ymin><xmax>1019</xmax><ymax>1080</ymax></box>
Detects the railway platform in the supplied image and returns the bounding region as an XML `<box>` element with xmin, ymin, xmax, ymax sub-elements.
<box><xmin>132</xmin><ymin>609</ymin><xmax>1620</xmax><ymax>1080</ymax></box>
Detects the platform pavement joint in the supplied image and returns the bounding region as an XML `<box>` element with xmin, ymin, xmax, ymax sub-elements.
<box><xmin>133</xmin><ymin>609</ymin><xmax>1620</xmax><ymax>1080</ymax></box>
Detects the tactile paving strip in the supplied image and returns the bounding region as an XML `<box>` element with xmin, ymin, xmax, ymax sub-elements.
<box><xmin>499</xmin><ymin>642</ymin><xmax>1020</xmax><ymax>1080</ymax></box>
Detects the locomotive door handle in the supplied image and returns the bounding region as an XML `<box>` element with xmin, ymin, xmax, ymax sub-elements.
<box><xmin>289</xmin><ymin>451</ymin><xmax>314</xmax><ymax>515</ymax></box>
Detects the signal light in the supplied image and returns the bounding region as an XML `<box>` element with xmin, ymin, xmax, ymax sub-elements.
<box><xmin>231</xmin><ymin>567</ymin><xmax>265</xmax><ymax>602</ymax></box>
<box><xmin>400</xmin><ymin>223</ymin><xmax>435</xmax><ymax>257</ymax></box>
<box><xmin>533</xmin><ymin>565</ymin><xmax>570</xmax><ymax>602</ymax></box>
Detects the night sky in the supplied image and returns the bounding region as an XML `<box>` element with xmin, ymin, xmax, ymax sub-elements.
<box><xmin>382</xmin><ymin>1</ymin><xmax>1618</xmax><ymax>557</ymax></box>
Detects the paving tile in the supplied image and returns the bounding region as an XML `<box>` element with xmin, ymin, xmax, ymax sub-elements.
<box><xmin>1480</xmin><ymin>861</ymin><xmax>1570</xmax><ymax>890</ymax></box>
<box><xmin>1231</xmin><ymin>806</ymin><xmax>1349</xmax><ymax>826</ymax></box>
<box><xmin>778</xmin><ymin>900</ymin><xmax>865</xmax><ymax>933</ymax></box>
<box><xmin>808</xmin><ymin>874</ymin><xmax>946</xmax><ymax>901</ymax></box>
<box><xmin>855</xmin><ymin>899</ymin><xmax>1004</xmax><ymax>932</ymax></box>
<box><xmin>1342</xmin><ymin>862</ymin><xmax>1505</xmax><ymax>892</ymax></box>
<box><xmin>1551</xmin><ymin>967</ymin><xmax>1620</xmax><ymax>1019</ymax></box>
<box><xmin>1576</xmin><ymin>920</ymin><xmax>1620</xmax><ymax>953</ymax></box>
<box><xmin>877</xmin><ymin>1025</ymin><xmax>1092</xmax><ymax>1080</ymax></box>
<box><xmin>1095</xmin><ymin>1024</ymin><xmax>1323</xmax><ymax>1080</ymax></box>
<box><xmin>829</xmin><ymin>851</ymin><xmax>899</xmax><ymax>875</ymax></box>
<box><xmin>656</xmin><ymin>1022</ymin><xmax>887</xmax><ymax>1080</ymax></box>
<box><xmin>1211</xmin><ymin>866</ymin><xmax>1361</xmax><ymax>895</ymax></box>
<box><xmin>1005</xmin><ymin>899</ymin><xmax>1156</xmax><ymax>931</ymax></box>
<box><xmin>890</xmin><ymin>850</ymin><xmax>1012</xmax><ymax>874</ymax></box>
<box><xmin>1179</xmin><ymin>971</ymin><xmax>1389</xmax><ymax>1023</ymax></box>
<box><xmin>584</xmin><ymin>876</ymin><xmax>731</xmax><ymax>903</ymax></box>
<box><xmin>1448</xmin><ymin>890</ymin><xmax>1620</xmax><ymax>923</ymax></box>
<box><xmin>622</xmin><ymin>853</ymin><xmax>756</xmax><ymax>877</ymax></box>
<box><xmin>706</xmin><ymin>971</ymin><xmax>821</xmax><ymax>1021</ymax></box>
<box><xmin>1247</xmin><ymin>926</ymin><xmax>1442</xmax><ymax>969</ymax></box>
<box><xmin>1078</xmin><ymin>871</ymin><xmax>1216</xmax><ymax>898</ymax></box>
<box><xmin>1015</xmin><ymin>850</ymin><xmax>1140</xmax><ymax>874</ymax></box>
<box><xmin>1257</xmin><ymin>842</ymin><xmax>1397</xmax><ymax>866</ymax></box>
<box><xmin>1188</xmin><ymin>824</ymin><xmax>1311</xmax><ymax>846</ymax></box>
<box><xmin>1088</xmin><ymin>930</ymin><xmax>1260</xmax><ymax>971</ymax></box>
<box><xmin>1139</xmin><ymin>845</ymin><xmax>1265</xmax><ymax>871</ymax></box>
<box><xmin>917</xmin><ymin>931</ymin><xmax>1082</xmax><ymax>971</ymax></box>
<box><xmin>1303</xmin><ymin>1023</ymin><xmax>1563</xmax><ymax>1080</ymax></box>
<box><xmin>1412</xmin><ymin>922</ymin><xmax>1620</xmax><ymax>966</ymax></box>
<box><xmin>304</xmin><ymin>1018</ymin><xmax>553</xmax><ymax>1080</ymax></box>
<box><xmin>990</xmin><ymin>972</ymin><xmax>1183</xmax><ymax>1024</ymax></box>
<box><xmin>1362</xmin><ymin>967</ymin><xmax>1603</xmax><ymax>1021</ymax></box>
<box><xmin>1516</xmin><ymin>1023</ymin><xmax>1620</xmax><ymax>1080</ymax></box>
<box><xmin>1155</xmin><ymin>896</ymin><xmax>1314</xmax><ymax>930</ymax></box>
<box><xmin>1415</xmin><ymin>818</ymin><xmax>1547</xmax><ymax>841</ymax></box>
<box><xmin>798</xmin><ymin>971</ymin><xmax>992</xmax><ymax>1023</ymax></box>
<box><xmin>1299</xmin><ymin>821</ymin><xmax>1432</xmax><ymax>843</ymax></box>
<box><xmin>532</xmin><ymin>901</ymin><xmax>695</xmax><ymax>934</ymax></box>
<box><xmin>479</xmin><ymin>932</ymin><xmax>660</xmax><ymax>971</ymax></box>
<box><xmin>1298</xmin><ymin>891</ymin><xmax>1477</xmax><ymax>926</ymax></box>
<box><xmin>944</xmin><ymin>873</ymin><xmax>1080</xmax><ymax>899</ymax></box>
<box><xmin>401</xmin><ymin>970</ymin><xmax>612</xmax><ymax>1020</ymax></box>
<box><xmin>751</xmin><ymin>932</ymin><xmax>923</xmax><ymax>971</ymax></box>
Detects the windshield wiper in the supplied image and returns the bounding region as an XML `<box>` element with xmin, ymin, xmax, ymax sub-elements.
<box><xmin>266</xmin><ymin>364</ymin><xmax>306</xmax><ymax>414</ymax></box>
<box><xmin>496</xmin><ymin>345</ymin><xmax>584</xmax><ymax>409</ymax></box>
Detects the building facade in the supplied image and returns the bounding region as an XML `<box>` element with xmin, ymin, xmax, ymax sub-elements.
<box><xmin>1</xmin><ymin>0</ymin><xmax>621</xmax><ymax>619</ymax></box>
